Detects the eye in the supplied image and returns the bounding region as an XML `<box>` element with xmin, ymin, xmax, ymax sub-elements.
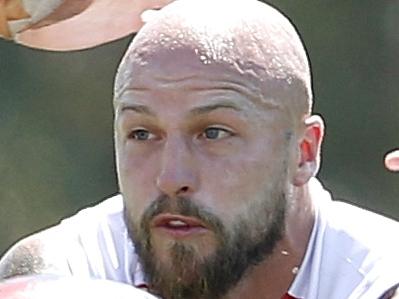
<box><xmin>202</xmin><ymin>127</ymin><xmax>232</xmax><ymax>140</ymax></box>
<box><xmin>128</xmin><ymin>129</ymin><xmax>156</xmax><ymax>141</ymax></box>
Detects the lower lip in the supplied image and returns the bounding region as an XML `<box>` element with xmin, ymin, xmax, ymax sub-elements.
<box><xmin>155</xmin><ymin>226</ymin><xmax>208</xmax><ymax>238</ymax></box>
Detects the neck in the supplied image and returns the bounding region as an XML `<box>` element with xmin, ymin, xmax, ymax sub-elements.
<box><xmin>222</xmin><ymin>184</ymin><xmax>315</xmax><ymax>299</ymax></box>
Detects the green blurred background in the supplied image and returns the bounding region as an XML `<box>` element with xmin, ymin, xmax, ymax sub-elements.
<box><xmin>0</xmin><ymin>1</ymin><xmax>398</xmax><ymax>256</ymax></box>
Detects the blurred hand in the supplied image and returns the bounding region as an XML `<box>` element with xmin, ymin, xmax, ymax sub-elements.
<box><xmin>385</xmin><ymin>150</ymin><xmax>399</xmax><ymax>172</ymax></box>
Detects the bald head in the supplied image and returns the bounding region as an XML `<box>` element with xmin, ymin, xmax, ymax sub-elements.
<box><xmin>115</xmin><ymin>0</ymin><xmax>312</xmax><ymax>124</ymax></box>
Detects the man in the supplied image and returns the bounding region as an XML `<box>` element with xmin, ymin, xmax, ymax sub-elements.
<box><xmin>0</xmin><ymin>0</ymin><xmax>398</xmax><ymax>298</ymax></box>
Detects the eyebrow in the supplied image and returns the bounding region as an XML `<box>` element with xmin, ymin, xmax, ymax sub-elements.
<box><xmin>189</xmin><ymin>102</ymin><xmax>242</xmax><ymax>115</ymax></box>
<box><xmin>120</xmin><ymin>104</ymin><xmax>156</xmax><ymax>116</ymax></box>
<box><xmin>120</xmin><ymin>102</ymin><xmax>242</xmax><ymax>117</ymax></box>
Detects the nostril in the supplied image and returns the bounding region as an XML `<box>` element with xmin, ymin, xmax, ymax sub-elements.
<box><xmin>180</xmin><ymin>186</ymin><xmax>189</xmax><ymax>193</ymax></box>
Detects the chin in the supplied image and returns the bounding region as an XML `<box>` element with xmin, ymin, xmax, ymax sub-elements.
<box><xmin>151</xmin><ymin>230</ymin><xmax>218</xmax><ymax>262</ymax></box>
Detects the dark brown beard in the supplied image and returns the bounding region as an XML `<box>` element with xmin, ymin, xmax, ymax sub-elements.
<box><xmin>124</xmin><ymin>193</ymin><xmax>286</xmax><ymax>299</ymax></box>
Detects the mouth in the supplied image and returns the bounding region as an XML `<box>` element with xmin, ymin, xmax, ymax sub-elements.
<box><xmin>151</xmin><ymin>213</ymin><xmax>208</xmax><ymax>238</ymax></box>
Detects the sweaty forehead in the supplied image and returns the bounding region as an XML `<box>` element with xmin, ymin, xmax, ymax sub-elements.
<box><xmin>114</xmin><ymin>0</ymin><xmax>312</xmax><ymax>116</ymax></box>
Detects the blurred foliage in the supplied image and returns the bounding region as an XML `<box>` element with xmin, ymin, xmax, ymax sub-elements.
<box><xmin>0</xmin><ymin>1</ymin><xmax>398</xmax><ymax>256</ymax></box>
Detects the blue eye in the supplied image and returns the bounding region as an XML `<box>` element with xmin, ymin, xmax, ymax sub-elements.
<box><xmin>129</xmin><ymin>129</ymin><xmax>152</xmax><ymax>140</ymax></box>
<box><xmin>203</xmin><ymin>127</ymin><xmax>231</xmax><ymax>140</ymax></box>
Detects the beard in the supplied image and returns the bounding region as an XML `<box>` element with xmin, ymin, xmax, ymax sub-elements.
<box><xmin>124</xmin><ymin>186</ymin><xmax>287</xmax><ymax>299</ymax></box>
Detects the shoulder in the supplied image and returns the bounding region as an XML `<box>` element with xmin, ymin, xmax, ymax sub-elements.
<box><xmin>59</xmin><ymin>194</ymin><xmax>125</xmax><ymax>240</ymax></box>
<box><xmin>0</xmin><ymin>195</ymin><xmax>133</xmax><ymax>281</ymax></box>
<box><xmin>0</xmin><ymin>226</ymin><xmax>69</xmax><ymax>279</ymax></box>
<box><xmin>323</xmin><ymin>199</ymin><xmax>399</xmax><ymax>270</ymax></box>
<box><xmin>319</xmin><ymin>199</ymin><xmax>399</xmax><ymax>297</ymax></box>
<box><xmin>322</xmin><ymin>199</ymin><xmax>399</xmax><ymax>251</ymax></box>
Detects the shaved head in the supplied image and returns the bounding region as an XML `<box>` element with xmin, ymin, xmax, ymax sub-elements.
<box><xmin>115</xmin><ymin>0</ymin><xmax>312</xmax><ymax>125</ymax></box>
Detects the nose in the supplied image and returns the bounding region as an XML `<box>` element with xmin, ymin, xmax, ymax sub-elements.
<box><xmin>156</xmin><ymin>135</ymin><xmax>199</xmax><ymax>197</ymax></box>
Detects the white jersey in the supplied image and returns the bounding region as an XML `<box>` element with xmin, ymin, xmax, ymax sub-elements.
<box><xmin>56</xmin><ymin>195</ymin><xmax>146</xmax><ymax>287</ymax></box>
<box><xmin>288</xmin><ymin>180</ymin><xmax>399</xmax><ymax>299</ymax></box>
<box><xmin>53</xmin><ymin>179</ymin><xmax>399</xmax><ymax>298</ymax></box>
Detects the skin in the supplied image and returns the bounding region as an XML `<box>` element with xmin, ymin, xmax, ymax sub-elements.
<box><xmin>0</xmin><ymin>0</ymin><xmax>174</xmax><ymax>50</ymax></box>
<box><xmin>385</xmin><ymin>150</ymin><xmax>399</xmax><ymax>172</ymax></box>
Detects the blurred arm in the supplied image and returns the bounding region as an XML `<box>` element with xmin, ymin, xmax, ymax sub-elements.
<box><xmin>0</xmin><ymin>0</ymin><xmax>174</xmax><ymax>51</ymax></box>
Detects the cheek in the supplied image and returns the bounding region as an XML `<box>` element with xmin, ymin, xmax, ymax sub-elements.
<box><xmin>199</xmin><ymin>141</ymin><xmax>286</xmax><ymax>217</ymax></box>
<box><xmin>117</xmin><ymin>138</ymin><xmax>159</xmax><ymax>181</ymax></box>
<box><xmin>116</xmin><ymin>144</ymin><xmax>160</xmax><ymax>215</ymax></box>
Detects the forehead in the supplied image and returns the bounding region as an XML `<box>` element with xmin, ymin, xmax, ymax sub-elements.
<box><xmin>115</xmin><ymin>43</ymin><xmax>286</xmax><ymax>113</ymax></box>
<box><xmin>113</xmin><ymin>0</ymin><xmax>311</xmax><ymax>119</ymax></box>
<box><xmin>112</xmin><ymin>0</ymin><xmax>313</xmax><ymax>123</ymax></box>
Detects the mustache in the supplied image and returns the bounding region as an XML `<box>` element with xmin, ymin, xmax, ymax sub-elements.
<box><xmin>140</xmin><ymin>194</ymin><xmax>225</xmax><ymax>234</ymax></box>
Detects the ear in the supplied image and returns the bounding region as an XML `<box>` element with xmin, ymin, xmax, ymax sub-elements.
<box><xmin>293</xmin><ymin>115</ymin><xmax>324</xmax><ymax>186</ymax></box>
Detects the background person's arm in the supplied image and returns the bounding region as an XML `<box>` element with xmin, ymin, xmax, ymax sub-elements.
<box><xmin>0</xmin><ymin>0</ymin><xmax>174</xmax><ymax>51</ymax></box>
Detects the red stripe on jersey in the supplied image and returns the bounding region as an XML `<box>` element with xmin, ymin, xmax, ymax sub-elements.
<box><xmin>281</xmin><ymin>293</ymin><xmax>297</xmax><ymax>299</ymax></box>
